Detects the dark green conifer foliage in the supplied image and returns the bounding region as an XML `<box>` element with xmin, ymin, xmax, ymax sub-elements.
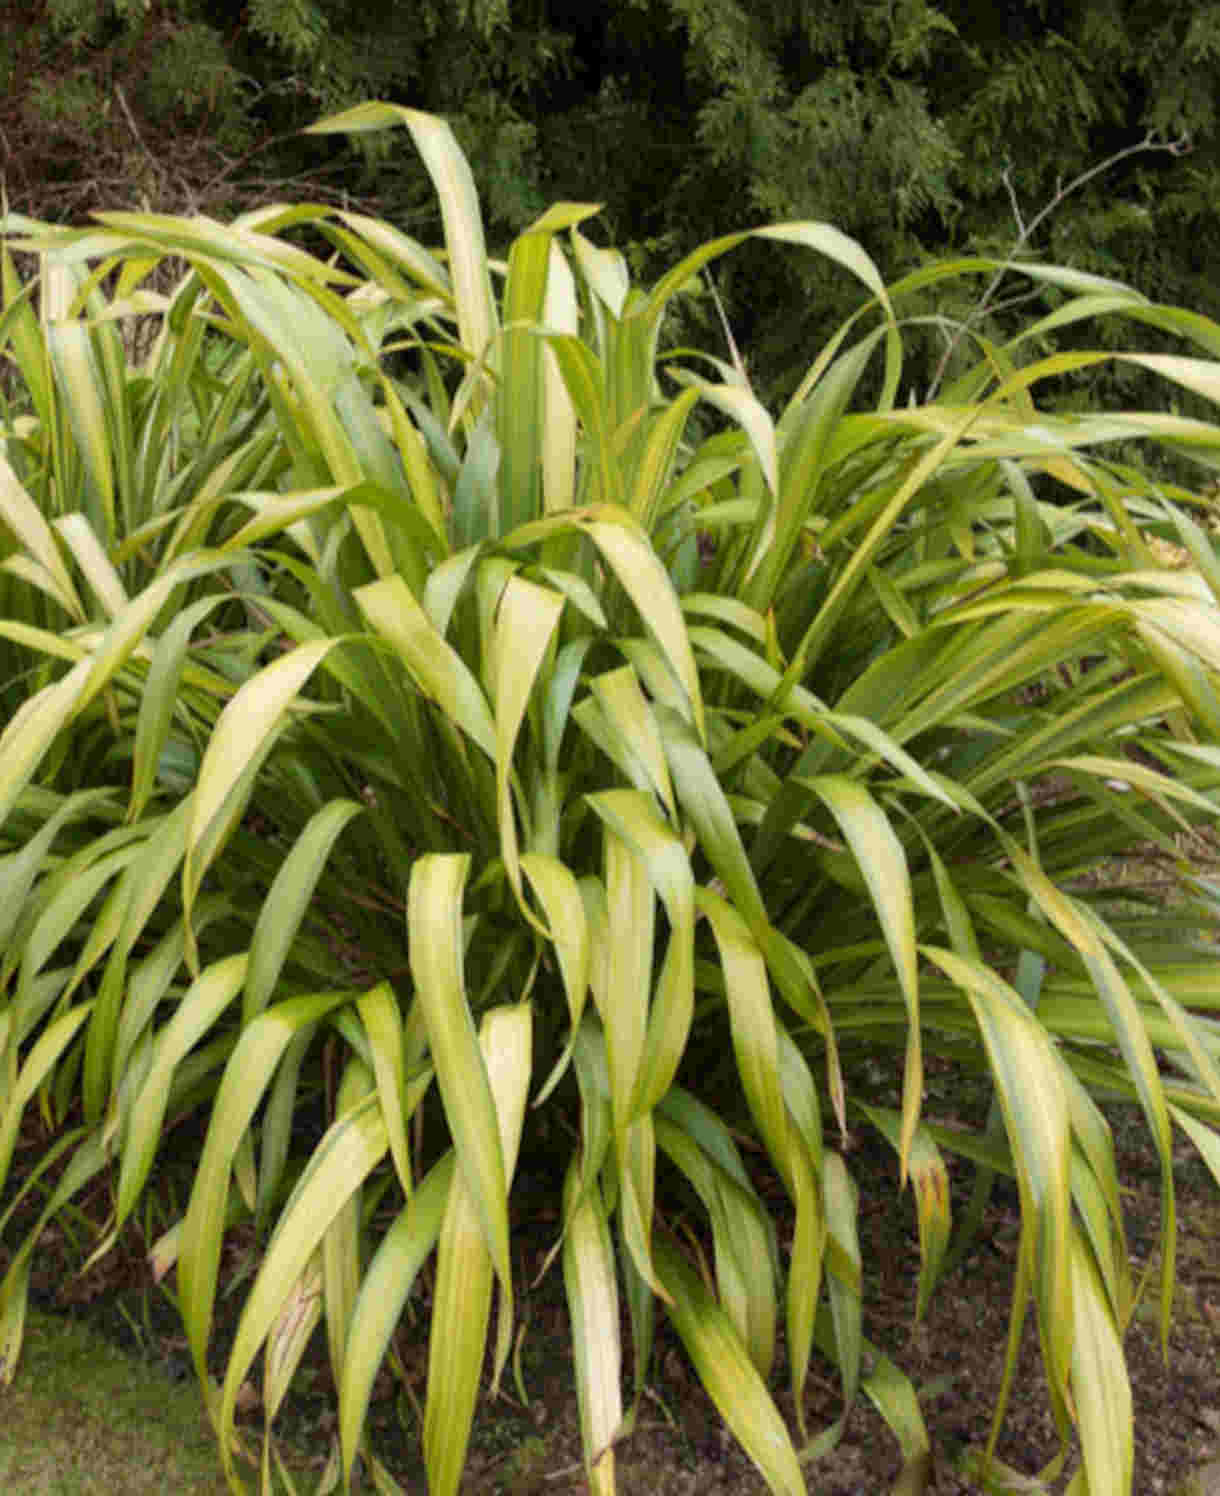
<box><xmin>4</xmin><ymin>2</ymin><xmax>1218</xmax><ymax>403</ymax></box>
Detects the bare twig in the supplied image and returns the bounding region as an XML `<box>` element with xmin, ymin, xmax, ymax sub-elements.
<box><xmin>114</xmin><ymin>83</ymin><xmax>153</xmax><ymax>166</ymax></box>
<box><xmin>704</xmin><ymin>269</ymin><xmax>749</xmax><ymax>385</ymax></box>
<box><xmin>1000</xmin><ymin>161</ymin><xmax>1025</xmax><ymax>239</ymax></box>
<box><xmin>926</xmin><ymin>130</ymin><xmax>1191</xmax><ymax>402</ymax></box>
<box><xmin>192</xmin><ymin>128</ymin><xmax>301</xmax><ymax>202</ymax></box>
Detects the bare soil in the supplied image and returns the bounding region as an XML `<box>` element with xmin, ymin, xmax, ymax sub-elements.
<box><xmin>4</xmin><ymin>1079</ymin><xmax>1217</xmax><ymax>1496</ymax></box>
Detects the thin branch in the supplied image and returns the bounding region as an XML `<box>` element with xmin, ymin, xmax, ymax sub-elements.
<box><xmin>926</xmin><ymin>130</ymin><xmax>1190</xmax><ymax>402</ymax></box>
<box><xmin>193</xmin><ymin>128</ymin><xmax>302</xmax><ymax>201</ymax></box>
<box><xmin>704</xmin><ymin>269</ymin><xmax>749</xmax><ymax>385</ymax></box>
<box><xmin>114</xmin><ymin>83</ymin><xmax>153</xmax><ymax>164</ymax></box>
<box><xmin>1000</xmin><ymin>160</ymin><xmax>1025</xmax><ymax>238</ymax></box>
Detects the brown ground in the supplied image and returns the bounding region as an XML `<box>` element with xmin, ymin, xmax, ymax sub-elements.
<box><xmin>9</xmin><ymin>1079</ymin><xmax>1215</xmax><ymax>1496</ymax></box>
<box><xmin>447</xmin><ymin>1105</ymin><xmax>1220</xmax><ymax>1496</ymax></box>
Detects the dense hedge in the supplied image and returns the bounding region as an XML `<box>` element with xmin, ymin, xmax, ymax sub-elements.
<box><xmin>4</xmin><ymin>1</ymin><xmax>1219</xmax><ymax>407</ymax></box>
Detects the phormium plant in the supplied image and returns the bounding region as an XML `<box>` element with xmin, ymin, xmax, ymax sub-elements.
<box><xmin>2</xmin><ymin>103</ymin><xmax>1220</xmax><ymax>1495</ymax></box>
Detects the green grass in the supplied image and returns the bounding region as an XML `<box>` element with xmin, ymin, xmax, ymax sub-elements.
<box><xmin>0</xmin><ymin>1310</ymin><xmax>322</xmax><ymax>1494</ymax></box>
<box><xmin>0</xmin><ymin>1311</ymin><xmax>233</xmax><ymax>1493</ymax></box>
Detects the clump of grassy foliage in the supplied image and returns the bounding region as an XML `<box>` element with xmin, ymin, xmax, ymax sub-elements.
<box><xmin>2</xmin><ymin>103</ymin><xmax>1220</xmax><ymax>1496</ymax></box>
